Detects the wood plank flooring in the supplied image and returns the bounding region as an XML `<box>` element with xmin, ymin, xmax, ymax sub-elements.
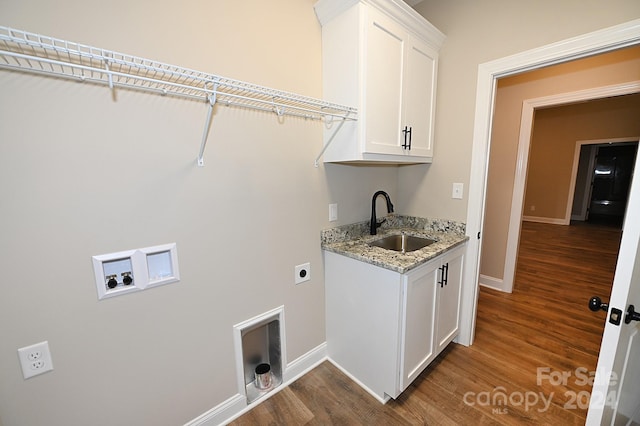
<box><xmin>229</xmin><ymin>221</ymin><xmax>622</xmax><ymax>425</ymax></box>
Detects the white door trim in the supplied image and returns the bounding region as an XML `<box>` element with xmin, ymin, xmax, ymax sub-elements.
<box><xmin>502</xmin><ymin>85</ymin><xmax>640</xmax><ymax>294</ymax></box>
<box><xmin>572</xmin><ymin>141</ymin><xmax>599</xmax><ymax>221</ymax></box>
<box><xmin>459</xmin><ymin>18</ymin><xmax>640</xmax><ymax>345</ymax></box>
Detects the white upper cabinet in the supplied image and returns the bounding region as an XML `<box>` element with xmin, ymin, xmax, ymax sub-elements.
<box><xmin>315</xmin><ymin>0</ymin><xmax>444</xmax><ymax>164</ymax></box>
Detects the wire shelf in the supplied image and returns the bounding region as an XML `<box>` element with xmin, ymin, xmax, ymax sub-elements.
<box><xmin>0</xmin><ymin>26</ymin><xmax>358</xmax><ymax>165</ymax></box>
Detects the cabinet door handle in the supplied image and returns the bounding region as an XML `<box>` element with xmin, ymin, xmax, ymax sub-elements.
<box><xmin>440</xmin><ymin>263</ymin><xmax>449</xmax><ymax>287</ymax></box>
<box><xmin>444</xmin><ymin>262</ymin><xmax>449</xmax><ymax>286</ymax></box>
<box><xmin>402</xmin><ymin>126</ymin><xmax>412</xmax><ymax>150</ymax></box>
<box><xmin>438</xmin><ymin>265</ymin><xmax>445</xmax><ymax>288</ymax></box>
<box><xmin>402</xmin><ymin>126</ymin><xmax>409</xmax><ymax>149</ymax></box>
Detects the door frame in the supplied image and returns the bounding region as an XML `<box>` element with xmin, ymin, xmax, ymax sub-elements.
<box><xmin>502</xmin><ymin>89</ymin><xmax>640</xmax><ymax>294</ymax></box>
<box><xmin>458</xmin><ymin>18</ymin><xmax>640</xmax><ymax>345</ymax></box>
<box><xmin>572</xmin><ymin>142</ymin><xmax>599</xmax><ymax>222</ymax></box>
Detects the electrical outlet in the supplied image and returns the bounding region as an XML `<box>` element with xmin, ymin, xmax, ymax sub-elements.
<box><xmin>295</xmin><ymin>263</ymin><xmax>311</xmax><ymax>284</ymax></box>
<box><xmin>18</xmin><ymin>341</ymin><xmax>53</xmax><ymax>379</ymax></box>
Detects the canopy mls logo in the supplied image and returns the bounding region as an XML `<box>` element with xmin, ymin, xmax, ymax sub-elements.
<box><xmin>463</xmin><ymin>367</ymin><xmax>619</xmax><ymax>414</ymax></box>
<box><xmin>462</xmin><ymin>386</ymin><xmax>552</xmax><ymax>414</ymax></box>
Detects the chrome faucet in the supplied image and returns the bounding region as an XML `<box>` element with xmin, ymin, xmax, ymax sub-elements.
<box><xmin>370</xmin><ymin>190</ymin><xmax>394</xmax><ymax>235</ymax></box>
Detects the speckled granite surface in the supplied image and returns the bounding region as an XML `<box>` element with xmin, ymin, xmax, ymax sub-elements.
<box><xmin>321</xmin><ymin>214</ymin><xmax>469</xmax><ymax>274</ymax></box>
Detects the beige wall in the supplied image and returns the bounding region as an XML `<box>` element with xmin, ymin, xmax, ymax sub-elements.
<box><xmin>525</xmin><ymin>94</ymin><xmax>640</xmax><ymax>220</ymax></box>
<box><xmin>481</xmin><ymin>47</ymin><xmax>640</xmax><ymax>280</ymax></box>
<box><xmin>402</xmin><ymin>0</ymin><xmax>640</xmax><ymax>222</ymax></box>
<box><xmin>0</xmin><ymin>1</ymin><xmax>399</xmax><ymax>425</ymax></box>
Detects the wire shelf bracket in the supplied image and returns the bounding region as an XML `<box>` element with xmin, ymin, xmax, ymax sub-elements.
<box><xmin>314</xmin><ymin>111</ymin><xmax>352</xmax><ymax>167</ymax></box>
<box><xmin>0</xmin><ymin>26</ymin><xmax>358</xmax><ymax>167</ymax></box>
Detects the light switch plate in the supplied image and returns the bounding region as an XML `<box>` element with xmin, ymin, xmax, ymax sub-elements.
<box><xmin>329</xmin><ymin>203</ymin><xmax>338</xmax><ymax>222</ymax></box>
<box><xmin>452</xmin><ymin>183</ymin><xmax>464</xmax><ymax>199</ymax></box>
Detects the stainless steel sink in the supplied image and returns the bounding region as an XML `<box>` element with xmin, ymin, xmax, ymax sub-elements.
<box><xmin>368</xmin><ymin>234</ymin><xmax>436</xmax><ymax>253</ymax></box>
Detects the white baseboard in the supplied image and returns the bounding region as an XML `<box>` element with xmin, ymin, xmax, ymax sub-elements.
<box><xmin>186</xmin><ymin>393</ymin><xmax>247</xmax><ymax>426</ymax></box>
<box><xmin>479</xmin><ymin>274</ymin><xmax>508</xmax><ymax>292</ymax></box>
<box><xmin>283</xmin><ymin>342</ymin><xmax>328</xmax><ymax>384</ymax></box>
<box><xmin>185</xmin><ymin>342</ymin><xmax>328</xmax><ymax>426</ymax></box>
<box><xmin>522</xmin><ymin>215</ymin><xmax>568</xmax><ymax>225</ymax></box>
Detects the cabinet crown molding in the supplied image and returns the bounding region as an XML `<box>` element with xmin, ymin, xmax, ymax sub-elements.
<box><xmin>314</xmin><ymin>0</ymin><xmax>445</xmax><ymax>50</ymax></box>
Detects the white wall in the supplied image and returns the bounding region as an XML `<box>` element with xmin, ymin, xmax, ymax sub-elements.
<box><xmin>0</xmin><ymin>1</ymin><xmax>398</xmax><ymax>425</ymax></box>
<box><xmin>401</xmin><ymin>0</ymin><xmax>640</xmax><ymax>222</ymax></box>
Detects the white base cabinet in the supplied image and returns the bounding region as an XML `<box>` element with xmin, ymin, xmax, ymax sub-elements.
<box><xmin>314</xmin><ymin>0</ymin><xmax>444</xmax><ymax>164</ymax></box>
<box><xmin>324</xmin><ymin>244</ymin><xmax>465</xmax><ymax>402</ymax></box>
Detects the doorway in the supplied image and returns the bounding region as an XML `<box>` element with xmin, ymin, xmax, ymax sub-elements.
<box><xmin>454</xmin><ymin>18</ymin><xmax>640</xmax><ymax>425</ymax></box>
<box><xmin>482</xmin><ymin>85</ymin><xmax>640</xmax><ymax>295</ymax></box>
<box><xmin>572</xmin><ymin>139</ymin><xmax>639</xmax><ymax>224</ymax></box>
<box><xmin>459</xmin><ymin>20</ymin><xmax>640</xmax><ymax>347</ymax></box>
<box><xmin>581</xmin><ymin>142</ymin><xmax>638</xmax><ymax>226</ymax></box>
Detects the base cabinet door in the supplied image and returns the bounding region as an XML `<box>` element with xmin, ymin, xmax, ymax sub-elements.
<box><xmin>399</xmin><ymin>258</ymin><xmax>438</xmax><ymax>392</ymax></box>
<box><xmin>435</xmin><ymin>246</ymin><xmax>465</xmax><ymax>352</ymax></box>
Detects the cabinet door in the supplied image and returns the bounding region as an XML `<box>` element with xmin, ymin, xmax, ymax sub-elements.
<box><xmin>363</xmin><ymin>6</ymin><xmax>406</xmax><ymax>156</ymax></box>
<box><xmin>402</xmin><ymin>35</ymin><xmax>438</xmax><ymax>158</ymax></box>
<box><xmin>399</xmin><ymin>259</ymin><xmax>438</xmax><ymax>392</ymax></box>
<box><xmin>435</xmin><ymin>247</ymin><xmax>464</xmax><ymax>353</ymax></box>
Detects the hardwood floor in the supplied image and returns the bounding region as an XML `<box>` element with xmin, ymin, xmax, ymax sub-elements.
<box><xmin>229</xmin><ymin>221</ymin><xmax>622</xmax><ymax>425</ymax></box>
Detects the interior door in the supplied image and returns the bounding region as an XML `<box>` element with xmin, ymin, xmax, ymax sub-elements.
<box><xmin>589</xmin><ymin>144</ymin><xmax>638</xmax><ymax>223</ymax></box>
<box><xmin>587</xmin><ymin>141</ymin><xmax>640</xmax><ymax>425</ymax></box>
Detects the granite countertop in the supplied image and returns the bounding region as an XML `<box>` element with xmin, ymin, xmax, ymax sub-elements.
<box><xmin>321</xmin><ymin>214</ymin><xmax>469</xmax><ymax>274</ymax></box>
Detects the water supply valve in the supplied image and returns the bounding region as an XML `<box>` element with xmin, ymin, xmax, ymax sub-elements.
<box><xmin>106</xmin><ymin>274</ymin><xmax>118</xmax><ymax>289</ymax></box>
